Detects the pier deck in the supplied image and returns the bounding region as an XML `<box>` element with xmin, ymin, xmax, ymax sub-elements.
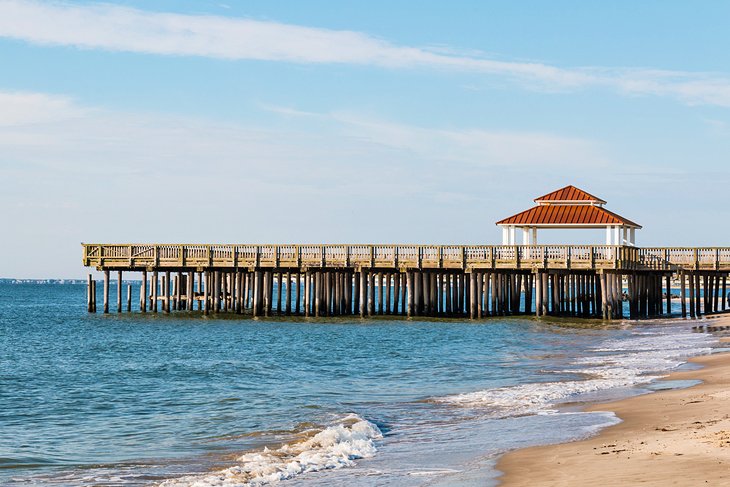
<box><xmin>83</xmin><ymin>244</ymin><xmax>730</xmax><ymax>272</ymax></box>
<box><xmin>82</xmin><ymin>244</ymin><xmax>730</xmax><ymax>321</ymax></box>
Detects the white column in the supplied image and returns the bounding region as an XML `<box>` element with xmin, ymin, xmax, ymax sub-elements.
<box><xmin>622</xmin><ymin>227</ymin><xmax>628</xmax><ymax>245</ymax></box>
<box><xmin>522</xmin><ymin>227</ymin><xmax>531</xmax><ymax>245</ymax></box>
<box><xmin>629</xmin><ymin>228</ymin><xmax>636</xmax><ymax>246</ymax></box>
<box><xmin>606</xmin><ymin>226</ymin><xmax>613</xmax><ymax>245</ymax></box>
<box><xmin>531</xmin><ymin>227</ymin><xmax>538</xmax><ymax>245</ymax></box>
<box><xmin>502</xmin><ymin>226</ymin><xmax>509</xmax><ymax>245</ymax></box>
<box><xmin>509</xmin><ymin>226</ymin><xmax>516</xmax><ymax>245</ymax></box>
<box><xmin>614</xmin><ymin>226</ymin><xmax>621</xmax><ymax>246</ymax></box>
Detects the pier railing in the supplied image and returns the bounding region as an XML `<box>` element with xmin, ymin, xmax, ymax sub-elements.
<box><xmin>82</xmin><ymin>244</ymin><xmax>730</xmax><ymax>272</ymax></box>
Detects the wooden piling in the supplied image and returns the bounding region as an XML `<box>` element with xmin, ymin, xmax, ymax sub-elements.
<box><xmin>284</xmin><ymin>272</ymin><xmax>291</xmax><ymax>315</ymax></box>
<box><xmin>393</xmin><ymin>272</ymin><xmax>400</xmax><ymax>314</ymax></box>
<box><xmin>140</xmin><ymin>270</ymin><xmax>147</xmax><ymax>313</ymax></box>
<box><xmin>91</xmin><ymin>279</ymin><xmax>97</xmax><ymax>312</ymax></box>
<box><xmin>342</xmin><ymin>272</ymin><xmax>349</xmax><ymax>315</ymax></box>
<box><xmin>264</xmin><ymin>271</ymin><xmax>274</xmax><ymax>316</ymax></box>
<box><xmin>313</xmin><ymin>271</ymin><xmax>321</xmax><ymax>317</ymax></box>
<box><xmin>151</xmin><ymin>271</ymin><xmax>158</xmax><ymax>313</ymax></box>
<box><xmin>358</xmin><ymin>271</ymin><xmax>366</xmax><ymax>317</ymax></box>
<box><xmin>303</xmin><ymin>271</ymin><xmax>310</xmax><ymax>317</ymax></box>
<box><xmin>116</xmin><ymin>271</ymin><xmax>122</xmax><ymax>313</ymax></box>
<box><xmin>469</xmin><ymin>272</ymin><xmax>477</xmax><ymax>319</ymax></box>
<box><xmin>364</xmin><ymin>271</ymin><xmax>372</xmax><ymax>316</ymax></box>
<box><xmin>443</xmin><ymin>273</ymin><xmax>451</xmax><ymax>316</ymax></box>
<box><xmin>87</xmin><ymin>273</ymin><xmax>94</xmax><ymax>313</ymax></box>
<box><xmin>536</xmin><ymin>273</ymin><xmax>543</xmax><ymax>318</ymax></box>
<box><xmin>179</xmin><ymin>272</ymin><xmax>185</xmax><ymax>311</ymax></box>
<box><xmin>376</xmin><ymin>272</ymin><xmax>383</xmax><ymax>315</ymax></box>
<box><xmin>407</xmin><ymin>271</ymin><xmax>414</xmax><ymax>317</ymax></box>
<box><xmin>423</xmin><ymin>271</ymin><xmax>430</xmax><ymax>315</ymax></box>
<box><xmin>164</xmin><ymin>272</ymin><xmax>171</xmax><ymax>313</ymax></box>
<box><xmin>126</xmin><ymin>283</ymin><xmax>131</xmax><ymax>312</ymax></box>
<box><xmin>400</xmin><ymin>273</ymin><xmax>407</xmax><ymax>315</ymax></box>
<box><xmin>211</xmin><ymin>271</ymin><xmax>219</xmax><ymax>313</ymax></box>
<box><xmin>695</xmin><ymin>273</ymin><xmax>702</xmax><ymax>316</ymax></box>
<box><xmin>413</xmin><ymin>271</ymin><xmax>421</xmax><ymax>316</ymax></box>
<box><xmin>103</xmin><ymin>269</ymin><xmax>110</xmax><ymax>314</ymax></box>
<box><xmin>599</xmin><ymin>273</ymin><xmax>607</xmax><ymax>319</ymax></box>
<box><xmin>274</xmin><ymin>272</ymin><xmax>281</xmax><ymax>314</ymax></box>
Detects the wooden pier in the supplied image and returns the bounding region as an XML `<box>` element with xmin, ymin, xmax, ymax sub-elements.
<box><xmin>82</xmin><ymin>244</ymin><xmax>730</xmax><ymax>320</ymax></box>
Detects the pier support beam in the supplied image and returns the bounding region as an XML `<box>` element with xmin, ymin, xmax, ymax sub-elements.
<box><xmin>87</xmin><ymin>273</ymin><xmax>94</xmax><ymax>313</ymax></box>
<box><xmin>695</xmin><ymin>273</ymin><xmax>702</xmax><ymax>316</ymax></box>
<box><xmin>358</xmin><ymin>271</ymin><xmax>366</xmax><ymax>317</ymax></box>
<box><xmin>535</xmin><ymin>272</ymin><xmax>542</xmax><ymax>317</ymax></box>
<box><xmin>140</xmin><ymin>270</ymin><xmax>147</xmax><ymax>313</ymax></box>
<box><xmin>378</xmin><ymin>272</ymin><xmax>384</xmax><ymax>315</ymax></box>
<box><xmin>407</xmin><ymin>272</ymin><xmax>414</xmax><ymax>317</ymax></box>
<box><xmin>152</xmin><ymin>271</ymin><xmax>158</xmax><ymax>313</ymax></box>
<box><xmin>368</xmin><ymin>271</ymin><xmax>375</xmax><ymax>316</ymax></box>
<box><xmin>252</xmin><ymin>271</ymin><xmax>261</xmax><ymax>317</ymax></box>
<box><xmin>103</xmin><ymin>269</ymin><xmax>110</xmax><ymax>314</ymax></box>
<box><xmin>117</xmin><ymin>271</ymin><xmax>122</xmax><ymax>313</ymax></box>
<box><xmin>164</xmin><ymin>272</ymin><xmax>171</xmax><ymax>313</ymax></box>
<box><xmin>126</xmin><ymin>283</ymin><xmax>131</xmax><ymax>312</ymax></box>
<box><xmin>304</xmin><ymin>271</ymin><xmax>311</xmax><ymax>317</ymax></box>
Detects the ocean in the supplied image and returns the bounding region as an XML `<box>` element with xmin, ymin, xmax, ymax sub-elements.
<box><xmin>0</xmin><ymin>282</ymin><xmax>719</xmax><ymax>486</ymax></box>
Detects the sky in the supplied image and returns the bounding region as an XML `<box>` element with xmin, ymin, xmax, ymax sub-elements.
<box><xmin>1</xmin><ymin>0</ymin><xmax>729</xmax><ymax>278</ymax></box>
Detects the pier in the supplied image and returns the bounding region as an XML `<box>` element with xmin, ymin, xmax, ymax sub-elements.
<box><xmin>82</xmin><ymin>243</ymin><xmax>730</xmax><ymax>320</ymax></box>
<box><xmin>81</xmin><ymin>187</ymin><xmax>730</xmax><ymax>321</ymax></box>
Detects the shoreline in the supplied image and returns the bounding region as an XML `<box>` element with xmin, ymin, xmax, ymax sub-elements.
<box><xmin>496</xmin><ymin>316</ymin><xmax>730</xmax><ymax>486</ymax></box>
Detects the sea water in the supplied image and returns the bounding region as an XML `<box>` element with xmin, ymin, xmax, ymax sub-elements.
<box><xmin>0</xmin><ymin>283</ymin><xmax>719</xmax><ymax>486</ymax></box>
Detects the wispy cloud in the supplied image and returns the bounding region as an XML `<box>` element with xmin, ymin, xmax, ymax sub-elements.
<box><xmin>0</xmin><ymin>91</ymin><xmax>606</xmax><ymax>180</ymax></box>
<box><xmin>0</xmin><ymin>89</ymin><xmax>618</xmax><ymax>276</ymax></box>
<box><xmin>0</xmin><ymin>91</ymin><xmax>87</xmax><ymax>126</ymax></box>
<box><xmin>1</xmin><ymin>1</ymin><xmax>730</xmax><ymax>107</ymax></box>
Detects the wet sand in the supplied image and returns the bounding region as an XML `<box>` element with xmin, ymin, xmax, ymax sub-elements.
<box><xmin>497</xmin><ymin>316</ymin><xmax>730</xmax><ymax>486</ymax></box>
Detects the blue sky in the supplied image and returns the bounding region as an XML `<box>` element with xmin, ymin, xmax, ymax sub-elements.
<box><xmin>1</xmin><ymin>0</ymin><xmax>729</xmax><ymax>278</ymax></box>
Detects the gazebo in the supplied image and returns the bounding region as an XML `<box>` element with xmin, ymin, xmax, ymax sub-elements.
<box><xmin>496</xmin><ymin>185</ymin><xmax>641</xmax><ymax>246</ymax></box>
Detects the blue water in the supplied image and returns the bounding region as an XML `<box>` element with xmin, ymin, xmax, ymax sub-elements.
<box><xmin>0</xmin><ymin>283</ymin><xmax>719</xmax><ymax>486</ymax></box>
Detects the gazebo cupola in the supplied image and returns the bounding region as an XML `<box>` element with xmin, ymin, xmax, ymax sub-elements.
<box><xmin>496</xmin><ymin>185</ymin><xmax>641</xmax><ymax>246</ymax></box>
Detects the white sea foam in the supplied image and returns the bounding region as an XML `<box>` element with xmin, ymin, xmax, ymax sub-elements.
<box><xmin>435</xmin><ymin>327</ymin><xmax>714</xmax><ymax>414</ymax></box>
<box><xmin>159</xmin><ymin>414</ymin><xmax>382</xmax><ymax>487</ymax></box>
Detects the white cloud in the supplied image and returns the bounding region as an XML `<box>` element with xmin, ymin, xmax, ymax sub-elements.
<box><xmin>0</xmin><ymin>91</ymin><xmax>87</xmax><ymax>126</ymax></box>
<box><xmin>1</xmin><ymin>1</ymin><xmax>730</xmax><ymax>107</ymax></box>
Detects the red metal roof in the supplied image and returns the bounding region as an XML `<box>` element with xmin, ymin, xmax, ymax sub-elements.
<box><xmin>534</xmin><ymin>185</ymin><xmax>606</xmax><ymax>204</ymax></box>
<box><xmin>496</xmin><ymin>204</ymin><xmax>641</xmax><ymax>228</ymax></box>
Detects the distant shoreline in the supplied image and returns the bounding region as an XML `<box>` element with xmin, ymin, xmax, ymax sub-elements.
<box><xmin>0</xmin><ymin>278</ymin><xmax>91</xmax><ymax>284</ymax></box>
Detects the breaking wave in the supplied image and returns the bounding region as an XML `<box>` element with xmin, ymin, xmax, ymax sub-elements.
<box><xmin>159</xmin><ymin>414</ymin><xmax>382</xmax><ymax>487</ymax></box>
<box><xmin>434</xmin><ymin>328</ymin><xmax>714</xmax><ymax>415</ymax></box>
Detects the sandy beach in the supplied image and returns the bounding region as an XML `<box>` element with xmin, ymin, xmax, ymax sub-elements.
<box><xmin>498</xmin><ymin>316</ymin><xmax>730</xmax><ymax>486</ymax></box>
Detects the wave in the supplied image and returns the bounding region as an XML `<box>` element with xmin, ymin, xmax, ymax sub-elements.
<box><xmin>159</xmin><ymin>414</ymin><xmax>382</xmax><ymax>487</ymax></box>
<box><xmin>434</xmin><ymin>328</ymin><xmax>714</xmax><ymax>415</ymax></box>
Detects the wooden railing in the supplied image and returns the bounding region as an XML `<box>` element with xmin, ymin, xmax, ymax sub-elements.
<box><xmin>637</xmin><ymin>247</ymin><xmax>730</xmax><ymax>271</ymax></box>
<box><xmin>83</xmin><ymin>243</ymin><xmax>730</xmax><ymax>271</ymax></box>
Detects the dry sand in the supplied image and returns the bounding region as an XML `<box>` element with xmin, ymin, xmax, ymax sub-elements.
<box><xmin>497</xmin><ymin>316</ymin><xmax>730</xmax><ymax>486</ymax></box>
